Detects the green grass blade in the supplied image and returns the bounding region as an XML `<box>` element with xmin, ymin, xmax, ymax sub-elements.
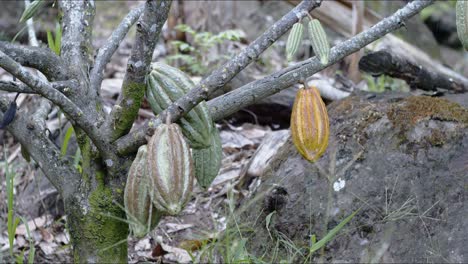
<box><xmin>19</xmin><ymin>216</ymin><xmax>35</xmax><ymax>264</ymax></box>
<box><xmin>54</xmin><ymin>23</ymin><xmax>62</xmax><ymax>55</ymax></box>
<box><xmin>19</xmin><ymin>0</ymin><xmax>45</xmax><ymax>23</ymax></box>
<box><xmin>46</xmin><ymin>30</ymin><xmax>56</xmax><ymax>54</ymax></box>
<box><xmin>309</xmin><ymin>209</ymin><xmax>359</xmax><ymax>253</ymax></box>
<box><xmin>61</xmin><ymin>126</ymin><xmax>74</xmax><ymax>157</ymax></box>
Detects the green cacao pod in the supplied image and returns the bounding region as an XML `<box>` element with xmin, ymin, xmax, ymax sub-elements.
<box><xmin>290</xmin><ymin>85</ymin><xmax>329</xmax><ymax>162</ymax></box>
<box><xmin>456</xmin><ymin>0</ymin><xmax>468</xmax><ymax>51</ymax></box>
<box><xmin>148</xmin><ymin>122</ymin><xmax>194</xmax><ymax>215</ymax></box>
<box><xmin>124</xmin><ymin>145</ymin><xmax>162</xmax><ymax>238</ymax></box>
<box><xmin>286</xmin><ymin>22</ymin><xmax>304</xmax><ymax>61</ymax></box>
<box><xmin>146</xmin><ymin>63</ymin><xmax>213</xmax><ymax>149</ymax></box>
<box><xmin>308</xmin><ymin>19</ymin><xmax>330</xmax><ymax>65</ymax></box>
<box><xmin>193</xmin><ymin>126</ymin><xmax>222</xmax><ymax>189</ymax></box>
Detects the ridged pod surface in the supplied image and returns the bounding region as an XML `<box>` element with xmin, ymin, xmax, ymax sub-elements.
<box><xmin>290</xmin><ymin>85</ymin><xmax>329</xmax><ymax>162</ymax></box>
<box><xmin>124</xmin><ymin>145</ymin><xmax>162</xmax><ymax>238</ymax></box>
<box><xmin>286</xmin><ymin>22</ymin><xmax>304</xmax><ymax>61</ymax></box>
<box><xmin>148</xmin><ymin>122</ymin><xmax>194</xmax><ymax>215</ymax></box>
<box><xmin>193</xmin><ymin>126</ymin><xmax>222</xmax><ymax>189</ymax></box>
<box><xmin>308</xmin><ymin>19</ymin><xmax>330</xmax><ymax>65</ymax></box>
<box><xmin>146</xmin><ymin>62</ymin><xmax>212</xmax><ymax>149</ymax></box>
<box><xmin>456</xmin><ymin>0</ymin><xmax>468</xmax><ymax>51</ymax></box>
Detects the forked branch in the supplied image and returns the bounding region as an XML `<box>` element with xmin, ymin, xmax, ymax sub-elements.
<box><xmin>114</xmin><ymin>0</ymin><xmax>323</xmax><ymax>154</ymax></box>
<box><xmin>115</xmin><ymin>0</ymin><xmax>435</xmax><ymax>155</ymax></box>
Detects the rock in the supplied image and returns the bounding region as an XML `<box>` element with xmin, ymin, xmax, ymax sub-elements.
<box><xmin>236</xmin><ymin>92</ymin><xmax>468</xmax><ymax>263</ymax></box>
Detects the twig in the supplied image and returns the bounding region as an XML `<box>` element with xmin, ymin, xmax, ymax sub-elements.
<box><xmin>105</xmin><ymin>0</ymin><xmax>172</xmax><ymax>141</ymax></box>
<box><xmin>59</xmin><ymin>0</ymin><xmax>104</xmax><ymax>123</ymax></box>
<box><xmin>0</xmin><ymin>50</ymin><xmax>105</xmax><ymax>151</ymax></box>
<box><xmin>0</xmin><ymin>97</ymin><xmax>80</xmax><ymax>194</ymax></box>
<box><xmin>207</xmin><ymin>0</ymin><xmax>436</xmax><ymax>121</ymax></box>
<box><xmin>0</xmin><ymin>41</ymin><xmax>68</xmax><ymax>81</ymax></box>
<box><xmin>90</xmin><ymin>4</ymin><xmax>144</xmax><ymax>92</ymax></box>
<box><xmin>115</xmin><ymin>0</ymin><xmax>323</xmax><ymax>155</ymax></box>
<box><xmin>359</xmin><ymin>50</ymin><xmax>468</xmax><ymax>93</ymax></box>
<box><xmin>0</xmin><ymin>80</ymin><xmax>79</xmax><ymax>95</ymax></box>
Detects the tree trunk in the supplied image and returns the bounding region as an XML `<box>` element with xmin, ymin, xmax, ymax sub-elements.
<box><xmin>64</xmin><ymin>173</ymin><xmax>129</xmax><ymax>263</ymax></box>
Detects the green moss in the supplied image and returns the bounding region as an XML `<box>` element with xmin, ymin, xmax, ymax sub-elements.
<box><xmin>83</xmin><ymin>172</ymin><xmax>128</xmax><ymax>262</ymax></box>
<box><xmin>67</xmin><ymin>170</ymin><xmax>128</xmax><ymax>262</ymax></box>
<box><xmin>387</xmin><ymin>96</ymin><xmax>468</xmax><ymax>147</ymax></box>
<box><xmin>387</xmin><ymin>96</ymin><xmax>468</xmax><ymax>129</ymax></box>
<box><xmin>112</xmin><ymin>81</ymin><xmax>146</xmax><ymax>140</ymax></box>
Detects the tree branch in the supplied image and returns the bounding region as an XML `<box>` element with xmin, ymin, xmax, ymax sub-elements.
<box><xmin>59</xmin><ymin>1</ymin><xmax>103</xmax><ymax>118</ymax></box>
<box><xmin>0</xmin><ymin>80</ymin><xmax>78</xmax><ymax>94</ymax></box>
<box><xmin>0</xmin><ymin>50</ymin><xmax>107</xmax><ymax>151</ymax></box>
<box><xmin>0</xmin><ymin>97</ymin><xmax>81</xmax><ymax>194</ymax></box>
<box><xmin>0</xmin><ymin>41</ymin><xmax>68</xmax><ymax>81</ymax></box>
<box><xmin>207</xmin><ymin>0</ymin><xmax>436</xmax><ymax>120</ymax></box>
<box><xmin>104</xmin><ymin>0</ymin><xmax>171</xmax><ymax>141</ymax></box>
<box><xmin>90</xmin><ymin>4</ymin><xmax>145</xmax><ymax>92</ymax></box>
<box><xmin>359</xmin><ymin>50</ymin><xmax>468</xmax><ymax>93</ymax></box>
<box><xmin>115</xmin><ymin>0</ymin><xmax>434</xmax><ymax>155</ymax></box>
<box><xmin>115</xmin><ymin>0</ymin><xmax>322</xmax><ymax>155</ymax></box>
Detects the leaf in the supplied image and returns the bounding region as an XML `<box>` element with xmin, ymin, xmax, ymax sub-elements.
<box><xmin>60</xmin><ymin>126</ymin><xmax>74</xmax><ymax>157</ymax></box>
<box><xmin>265</xmin><ymin>211</ymin><xmax>276</xmax><ymax>231</ymax></box>
<box><xmin>310</xmin><ymin>234</ymin><xmax>317</xmax><ymax>245</ymax></box>
<box><xmin>16</xmin><ymin>250</ymin><xmax>25</xmax><ymax>264</ymax></box>
<box><xmin>47</xmin><ymin>30</ymin><xmax>56</xmax><ymax>54</ymax></box>
<box><xmin>309</xmin><ymin>209</ymin><xmax>359</xmax><ymax>254</ymax></box>
<box><xmin>20</xmin><ymin>144</ymin><xmax>31</xmax><ymax>162</ymax></box>
<box><xmin>19</xmin><ymin>0</ymin><xmax>46</xmax><ymax>23</ymax></box>
<box><xmin>54</xmin><ymin>23</ymin><xmax>62</xmax><ymax>55</ymax></box>
<box><xmin>19</xmin><ymin>216</ymin><xmax>35</xmax><ymax>264</ymax></box>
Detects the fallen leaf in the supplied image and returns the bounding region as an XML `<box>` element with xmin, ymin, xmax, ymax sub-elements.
<box><xmin>151</xmin><ymin>243</ymin><xmax>168</xmax><ymax>258</ymax></box>
<box><xmin>165</xmin><ymin>223</ymin><xmax>193</xmax><ymax>234</ymax></box>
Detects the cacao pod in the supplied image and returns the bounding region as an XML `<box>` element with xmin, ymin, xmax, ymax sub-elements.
<box><xmin>456</xmin><ymin>0</ymin><xmax>468</xmax><ymax>51</ymax></box>
<box><xmin>290</xmin><ymin>85</ymin><xmax>329</xmax><ymax>162</ymax></box>
<box><xmin>193</xmin><ymin>126</ymin><xmax>222</xmax><ymax>189</ymax></box>
<box><xmin>286</xmin><ymin>22</ymin><xmax>304</xmax><ymax>61</ymax></box>
<box><xmin>124</xmin><ymin>145</ymin><xmax>162</xmax><ymax>238</ymax></box>
<box><xmin>308</xmin><ymin>19</ymin><xmax>330</xmax><ymax>65</ymax></box>
<box><xmin>148</xmin><ymin>122</ymin><xmax>194</xmax><ymax>215</ymax></box>
<box><xmin>146</xmin><ymin>63</ymin><xmax>213</xmax><ymax>149</ymax></box>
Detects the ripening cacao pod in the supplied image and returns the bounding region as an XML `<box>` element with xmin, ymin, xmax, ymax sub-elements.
<box><xmin>286</xmin><ymin>22</ymin><xmax>304</xmax><ymax>61</ymax></box>
<box><xmin>146</xmin><ymin>63</ymin><xmax>213</xmax><ymax>149</ymax></box>
<box><xmin>148</xmin><ymin>122</ymin><xmax>194</xmax><ymax>215</ymax></box>
<box><xmin>456</xmin><ymin>0</ymin><xmax>468</xmax><ymax>51</ymax></box>
<box><xmin>308</xmin><ymin>19</ymin><xmax>330</xmax><ymax>65</ymax></box>
<box><xmin>124</xmin><ymin>145</ymin><xmax>162</xmax><ymax>238</ymax></box>
<box><xmin>193</xmin><ymin>126</ymin><xmax>222</xmax><ymax>189</ymax></box>
<box><xmin>290</xmin><ymin>85</ymin><xmax>329</xmax><ymax>162</ymax></box>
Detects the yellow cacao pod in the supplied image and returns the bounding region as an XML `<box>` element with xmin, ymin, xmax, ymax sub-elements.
<box><xmin>148</xmin><ymin>122</ymin><xmax>194</xmax><ymax>215</ymax></box>
<box><xmin>290</xmin><ymin>85</ymin><xmax>329</xmax><ymax>162</ymax></box>
<box><xmin>124</xmin><ymin>145</ymin><xmax>162</xmax><ymax>238</ymax></box>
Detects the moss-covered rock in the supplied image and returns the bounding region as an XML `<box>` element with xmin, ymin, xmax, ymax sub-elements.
<box><xmin>237</xmin><ymin>92</ymin><xmax>468</xmax><ymax>263</ymax></box>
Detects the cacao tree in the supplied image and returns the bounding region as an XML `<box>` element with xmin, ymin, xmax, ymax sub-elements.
<box><xmin>0</xmin><ymin>0</ymin><xmax>437</xmax><ymax>262</ymax></box>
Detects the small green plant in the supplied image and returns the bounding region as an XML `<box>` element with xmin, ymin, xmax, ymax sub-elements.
<box><xmin>363</xmin><ymin>74</ymin><xmax>410</xmax><ymax>93</ymax></box>
<box><xmin>46</xmin><ymin>23</ymin><xmax>62</xmax><ymax>55</ymax></box>
<box><xmin>166</xmin><ymin>24</ymin><xmax>243</xmax><ymax>75</ymax></box>
<box><xmin>3</xmin><ymin>148</ymin><xmax>35</xmax><ymax>263</ymax></box>
<box><xmin>4</xmin><ymin>148</ymin><xmax>20</xmax><ymax>258</ymax></box>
